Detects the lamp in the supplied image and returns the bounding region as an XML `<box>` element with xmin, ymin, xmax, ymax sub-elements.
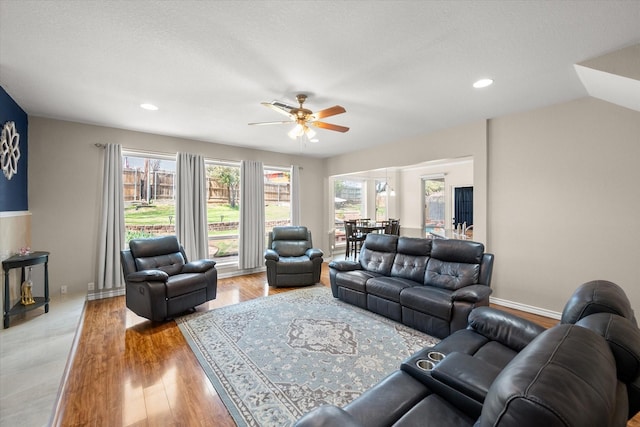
<box><xmin>288</xmin><ymin>122</ymin><xmax>316</xmax><ymax>140</ymax></box>
<box><xmin>384</xmin><ymin>169</ymin><xmax>396</xmax><ymax>197</ymax></box>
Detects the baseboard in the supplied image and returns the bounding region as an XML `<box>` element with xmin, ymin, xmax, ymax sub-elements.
<box><xmin>87</xmin><ymin>287</ymin><xmax>125</xmax><ymax>301</ymax></box>
<box><xmin>489</xmin><ymin>296</ymin><xmax>562</xmax><ymax>320</ymax></box>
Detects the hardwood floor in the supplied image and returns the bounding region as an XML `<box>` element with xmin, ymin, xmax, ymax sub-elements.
<box><xmin>51</xmin><ymin>264</ymin><xmax>640</xmax><ymax>426</ymax></box>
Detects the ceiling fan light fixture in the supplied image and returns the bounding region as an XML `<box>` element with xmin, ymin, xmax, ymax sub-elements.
<box><xmin>288</xmin><ymin>123</ymin><xmax>304</xmax><ymax>139</ymax></box>
<box><xmin>305</xmin><ymin>126</ymin><xmax>316</xmax><ymax>139</ymax></box>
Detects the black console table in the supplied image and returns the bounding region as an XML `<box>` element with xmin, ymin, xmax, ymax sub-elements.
<box><xmin>2</xmin><ymin>251</ymin><xmax>50</xmax><ymax>328</ymax></box>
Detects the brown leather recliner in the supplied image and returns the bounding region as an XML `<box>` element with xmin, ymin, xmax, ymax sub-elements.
<box><xmin>120</xmin><ymin>236</ymin><xmax>217</xmax><ymax>321</ymax></box>
<box><xmin>264</xmin><ymin>226</ymin><xmax>323</xmax><ymax>287</ymax></box>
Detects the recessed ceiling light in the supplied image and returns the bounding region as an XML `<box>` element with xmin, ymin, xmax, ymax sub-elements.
<box><xmin>140</xmin><ymin>103</ymin><xmax>159</xmax><ymax>111</ymax></box>
<box><xmin>473</xmin><ymin>79</ymin><xmax>494</xmax><ymax>89</ymax></box>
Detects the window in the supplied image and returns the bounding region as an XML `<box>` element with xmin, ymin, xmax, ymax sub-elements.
<box><xmin>333</xmin><ymin>178</ymin><xmax>366</xmax><ymax>247</ymax></box>
<box><xmin>122</xmin><ymin>154</ymin><xmax>176</xmax><ymax>243</ymax></box>
<box><xmin>423</xmin><ymin>176</ymin><xmax>445</xmax><ymax>236</ymax></box>
<box><xmin>206</xmin><ymin>162</ymin><xmax>241</xmax><ymax>265</ymax></box>
<box><xmin>375</xmin><ymin>178</ymin><xmax>389</xmax><ymax>221</ymax></box>
<box><xmin>264</xmin><ymin>167</ymin><xmax>292</xmax><ymax>239</ymax></box>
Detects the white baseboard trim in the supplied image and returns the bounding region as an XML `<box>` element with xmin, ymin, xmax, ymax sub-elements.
<box><xmin>87</xmin><ymin>287</ymin><xmax>126</xmax><ymax>301</ymax></box>
<box><xmin>489</xmin><ymin>296</ymin><xmax>562</xmax><ymax>320</ymax></box>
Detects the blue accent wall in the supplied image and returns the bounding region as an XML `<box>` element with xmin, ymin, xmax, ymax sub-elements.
<box><xmin>0</xmin><ymin>86</ymin><xmax>28</xmax><ymax>211</ymax></box>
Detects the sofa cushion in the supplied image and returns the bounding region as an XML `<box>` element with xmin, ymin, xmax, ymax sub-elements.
<box><xmin>335</xmin><ymin>270</ymin><xmax>385</xmax><ymax>293</ymax></box>
<box><xmin>430</xmin><ymin>239</ymin><xmax>484</xmax><ymax>264</ymax></box>
<box><xmin>130</xmin><ymin>235</ymin><xmax>181</xmax><ymax>258</ymax></box>
<box><xmin>272</xmin><ymin>241</ymin><xmax>309</xmax><ymax>257</ymax></box>
<box><xmin>274</xmin><ymin>256</ymin><xmax>314</xmax><ymax>274</ymax></box>
<box><xmin>359</xmin><ymin>235</ymin><xmax>397</xmax><ymax>276</ymax></box>
<box><xmin>400</xmin><ymin>286</ymin><xmax>453</xmax><ymax>320</ymax></box>
<box><xmin>424</xmin><ymin>259</ymin><xmax>479</xmax><ymax>291</ymax></box>
<box><xmin>391</xmin><ymin>237</ymin><xmax>431</xmax><ymax>283</ymax></box>
<box><xmin>480</xmin><ymin>324</ymin><xmax>624</xmax><ymax>427</ymax></box>
<box><xmin>165</xmin><ymin>273</ymin><xmax>207</xmax><ymax>298</ymax></box>
<box><xmin>271</xmin><ymin>226</ymin><xmax>309</xmax><ymax>241</ymax></box>
<box><xmin>135</xmin><ymin>252</ymin><xmax>186</xmax><ymax>276</ymax></box>
<box><xmin>561</xmin><ymin>279</ymin><xmax>636</xmax><ymax>325</ymax></box>
<box><xmin>367</xmin><ymin>277</ymin><xmax>416</xmax><ymax>302</ymax></box>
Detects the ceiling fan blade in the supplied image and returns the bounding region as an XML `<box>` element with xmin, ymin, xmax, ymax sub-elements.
<box><xmin>262</xmin><ymin>101</ymin><xmax>296</xmax><ymax>118</ymax></box>
<box><xmin>310</xmin><ymin>121</ymin><xmax>350</xmax><ymax>133</ymax></box>
<box><xmin>312</xmin><ymin>105</ymin><xmax>346</xmax><ymax>119</ymax></box>
<box><xmin>248</xmin><ymin>120</ymin><xmax>293</xmax><ymax>126</ymax></box>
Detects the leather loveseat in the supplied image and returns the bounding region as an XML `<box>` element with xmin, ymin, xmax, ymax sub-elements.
<box><xmin>329</xmin><ymin>234</ymin><xmax>494</xmax><ymax>338</ymax></box>
<box><xmin>295</xmin><ymin>280</ymin><xmax>640</xmax><ymax>427</ymax></box>
<box><xmin>121</xmin><ymin>236</ymin><xmax>217</xmax><ymax>321</ymax></box>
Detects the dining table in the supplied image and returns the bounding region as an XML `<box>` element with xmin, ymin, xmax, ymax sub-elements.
<box><xmin>355</xmin><ymin>223</ymin><xmax>386</xmax><ymax>234</ymax></box>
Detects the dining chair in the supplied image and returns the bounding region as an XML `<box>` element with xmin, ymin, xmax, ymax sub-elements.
<box><xmin>345</xmin><ymin>220</ymin><xmax>365</xmax><ymax>260</ymax></box>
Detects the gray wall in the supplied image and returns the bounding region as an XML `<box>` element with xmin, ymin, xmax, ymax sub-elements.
<box><xmin>28</xmin><ymin>118</ymin><xmax>325</xmax><ymax>296</ymax></box>
<box><xmin>326</xmin><ymin>97</ymin><xmax>640</xmax><ymax>316</ymax></box>
<box><xmin>28</xmin><ymin>96</ymin><xmax>640</xmax><ymax>316</ymax></box>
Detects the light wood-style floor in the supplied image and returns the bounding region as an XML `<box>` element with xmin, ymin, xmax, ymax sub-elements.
<box><xmin>51</xmin><ymin>264</ymin><xmax>640</xmax><ymax>426</ymax></box>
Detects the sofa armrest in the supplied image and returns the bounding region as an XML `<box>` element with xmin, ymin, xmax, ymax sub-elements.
<box><xmin>467</xmin><ymin>306</ymin><xmax>547</xmax><ymax>351</ymax></box>
<box><xmin>306</xmin><ymin>248</ymin><xmax>324</xmax><ymax>260</ymax></box>
<box><xmin>127</xmin><ymin>269</ymin><xmax>169</xmax><ymax>283</ymax></box>
<box><xmin>264</xmin><ymin>249</ymin><xmax>279</xmax><ymax>262</ymax></box>
<box><xmin>450</xmin><ymin>285</ymin><xmax>492</xmax><ymax>303</ymax></box>
<box><xmin>294</xmin><ymin>405</ymin><xmax>363</xmax><ymax>427</ymax></box>
<box><xmin>328</xmin><ymin>260</ymin><xmax>362</xmax><ymax>271</ymax></box>
<box><xmin>182</xmin><ymin>259</ymin><xmax>216</xmax><ymax>273</ymax></box>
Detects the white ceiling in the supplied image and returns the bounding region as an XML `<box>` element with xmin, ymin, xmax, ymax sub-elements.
<box><xmin>1</xmin><ymin>1</ymin><xmax>639</xmax><ymax>158</ymax></box>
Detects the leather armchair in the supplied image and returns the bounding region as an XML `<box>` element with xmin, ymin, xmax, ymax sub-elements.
<box><xmin>120</xmin><ymin>236</ymin><xmax>217</xmax><ymax>321</ymax></box>
<box><xmin>264</xmin><ymin>226</ymin><xmax>323</xmax><ymax>287</ymax></box>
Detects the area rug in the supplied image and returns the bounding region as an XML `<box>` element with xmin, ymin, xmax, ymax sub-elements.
<box><xmin>176</xmin><ymin>286</ymin><xmax>439</xmax><ymax>427</ymax></box>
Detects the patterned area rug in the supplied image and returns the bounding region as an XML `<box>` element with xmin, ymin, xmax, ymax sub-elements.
<box><xmin>177</xmin><ymin>286</ymin><xmax>438</xmax><ymax>427</ymax></box>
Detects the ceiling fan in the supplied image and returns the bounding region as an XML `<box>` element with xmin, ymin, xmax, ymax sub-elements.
<box><xmin>249</xmin><ymin>94</ymin><xmax>349</xmax><ymax>141</ymax></box>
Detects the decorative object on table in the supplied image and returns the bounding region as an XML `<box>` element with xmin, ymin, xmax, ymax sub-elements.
<box><xmin>176</xmin><ymin>286</ymin><xmax>438</xmax><ymax>427</ymax></box>
<box><xmin>1</xmin><ymin>121</ymin><xmax>21</xmax><ymax>180</ymax></box>
<box><xmin>3</xmin><ymin>251</ymin><xmax>50</xmax><ymax>328</ymax></box>
<box><xmin>19</xmin><ymin>246</ymin><xmax>31</xmax><ymax>256</ymax></box>
<box><xmin>20</xmin><ymin>267</ymin><xmax>35</xmax><ymax>305</ymax></box>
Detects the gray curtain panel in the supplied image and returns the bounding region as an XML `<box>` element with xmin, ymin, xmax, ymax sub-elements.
<box><xmin>290</xmin><ymin>165</ymin><xmax>301</xmax><ymax>226</ymax></box>
<box><xmin>176</xmin><ymin>152</ymin><xmax>208</xmax><ymax>261</ymax></box>
<box><xmin>239</xmin><ymin>160</ymin><xmax>265</xmax><ymax>269</ymax></box>
<box><xmin>97</xmin><ymin>143</ymin><xmax>126</xmax><ymax>290</ymax></box>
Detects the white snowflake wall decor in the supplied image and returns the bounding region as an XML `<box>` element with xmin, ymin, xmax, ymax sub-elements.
<box><xmin>1</xmin><ymin>121</ymin><xmax>20</xmax><ymax>180</ymax></box>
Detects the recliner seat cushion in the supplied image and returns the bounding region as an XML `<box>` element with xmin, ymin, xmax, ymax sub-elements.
<box><xmin>165</xmin><ymin>273</ymin><xmax>207</xmax><ymax>298</ymax></box>
<box><xmin>335</xmin><ymin>270</ymin><xmax>385</xmax><ymax>293</ymax></box>
<box><xmin>366</xmin><ymin>277</ymin><xmax>416</xmax><ymax>302</ymax></box>
<box><xmin>274</xmin><ymin>256</ymin><xmax>314</xmax><ymax>274</ymax></box>
<box><xmin>401</xmin><ymin>286</ymin><xmax>453</xmax><ymax>320</ymax></box>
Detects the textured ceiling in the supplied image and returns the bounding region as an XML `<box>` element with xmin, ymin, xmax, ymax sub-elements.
<box><xmin>1</xmin><ymin>1</ymin><xmax>639</xmax><ymax>158</ymax></box>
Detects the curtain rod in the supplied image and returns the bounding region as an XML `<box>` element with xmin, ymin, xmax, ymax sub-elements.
<box><xmin>95</xmin><ymin>144</ymin><xmax>298</xmax><ymax>169</ymax></box>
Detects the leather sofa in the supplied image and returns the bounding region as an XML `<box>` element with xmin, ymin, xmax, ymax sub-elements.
<box><xmin>329</xmin><ymin>234</ymin><xmax>494</xmax><ymax>338</ymax></box>
<box><xmin>401</xmin><ymin>279</ymin><xmax>639</xmax><ymax>419</ymax></box>
<box><xmin>264</xmin><ymin>226</ymin><xmax>324</xmax><ymax>287</ymax></box>
<box><xmin>295</xmin><ymin>280</ymin><xmax>640</xmax><ymax>427</ymax></box>
<box><xmin>121</xmin><ymin>236</ymin><xmax>217</xmax><ymax>321</ymax></box>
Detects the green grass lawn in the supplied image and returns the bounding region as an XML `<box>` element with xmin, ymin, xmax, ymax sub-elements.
<box><xmin>125</xmin><ymin>200</ymin><xmax>290</xmax><ymax>226</ymax></box>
